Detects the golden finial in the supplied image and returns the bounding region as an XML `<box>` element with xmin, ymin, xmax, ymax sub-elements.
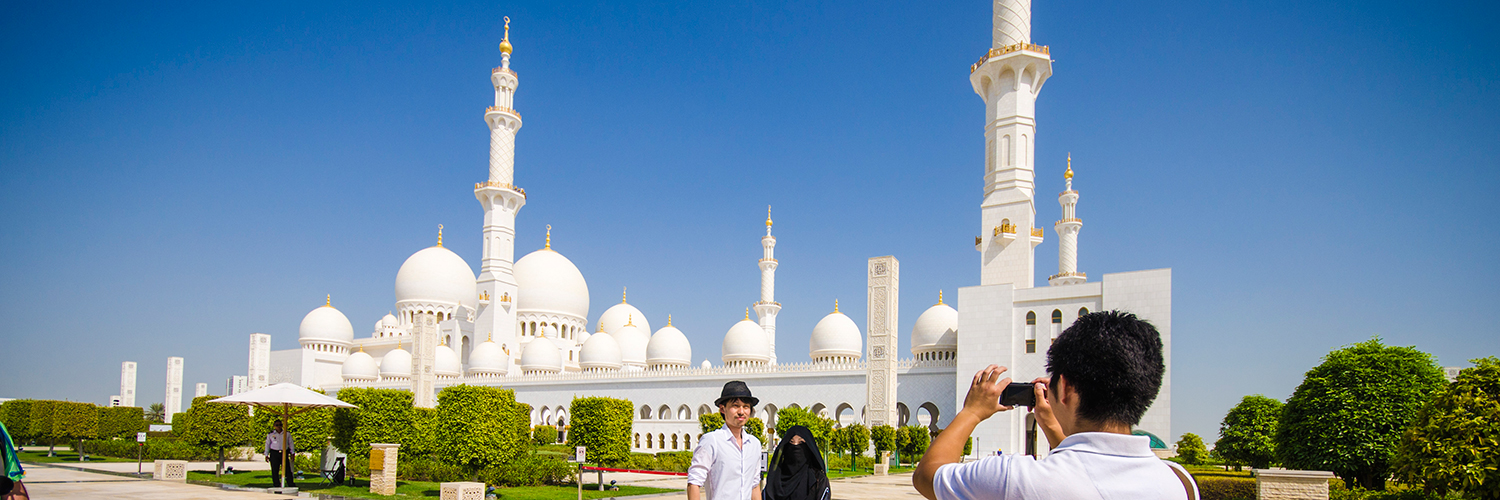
<box><xmin>1064</xmin><ymin>153</ymin><xmax>1074</xmax><ymax>180</ymax></box>
<box><xmin>357</xmin><ymin>343</ymin><xmax>364</xmax><ymax>353</ymax></box>
<box><xmin>625</xmin><ymin>314</ymin><xmax>635</xmax><ymax>327</ymax></box>
<box><xmin>544</xmin><ymin>224</ymin><xmax>552</xmax><ymax>249</ymax></box>
<box><xmin>622</xmin><ymin>286</ymin><xmax>628</xmax><ymax>304</ymax></box>
<box><xmin>667</xmin><ymin>314</ymin><xmax>673</xmax><ymax>327</ymax></box>
<box><xmin>766</xmin><ymin>205</ymin><xmax>773</xmax><ymax>228</ymax></box>
<box><xmin>499</xmin><ymin>17</ymin><xmax>513</xmax><ymax>55</ymax></box>
<box><xmin>834</xmin><ymin>300</ymin><xmax>840</xmax><ymax>313</ymax></box>
<box><xmin>487</xmin><ymin>331</ymin><xmax>493</xmax><ymax>342</ymax></box>
<box><xmin>596</xmin><ymin>322</ymin><xmax>604</xmax><ymax>333</ymax></box>
<box><xmin>937</xmin><ymin>290</ymin><xmax>945</xmax><ymax>305</ymax></box>
<box><xmin>744</xmin><ymin>308</ymin><xmax>750</xmax><ymax>320</ymax></box>
<box><xmin>325</xmin><ymin>294</ymin><xmax>331</xmax><ymax>307</ymax></box>
<box><xmin>437</xmin><ymin>224</ymin><xmax>444</xmax><ymax>247</ymax></box>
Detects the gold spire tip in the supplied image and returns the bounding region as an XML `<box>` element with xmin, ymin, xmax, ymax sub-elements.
<box><xmin>544</xmin><ymin>224</ymin><xmax>551</xmax><ymax>249</ymax></box>
<box><xmin>834</xmin><ymin>299</ymin><xmax>840</xmax><ymax>313</ymax></box>
<box><xmin>622</xmin><ymin>286</ymin><xmax>627</xmax><ymax>304</ymax></box>
<box><xmin>937</xmin><ymin>290</ymin><xmax>945</xmax><ymax>305</ymax></box>
<box><xmin>499</xmin><ymin>16</ymin><xmax>513</xmax><ymax>55</ymax></box>
<box><xmin>744</xmin><ymin>308</ymin><xmax>750</xmax><ymax>320</ymax></box>
<box><xmin>437</xmin><ymin>224</ymin><xmax>444</xmax><ymax>247</ymax></box>
<box><xmin>667</xmin><ymin>314</ymin><xmax>673</xmax><ymax>326</ymax></box>
<box><xmin>325</xmin><ymin>294</ymin><xmax>331</xmax><ymax>307</ymax></box>
<box><xmin>766</xmin><ymin>205</ymin><xmax>773</xmax><ymax>227</ymax></box>
<box><xmin>625</xmin><ymin>314</ymin><xmax>634</xmax><ymax>327</ymax></box>
<box><xmin>1065</xmin><ymin>153</ymin><xmax>1074</xmax><ymax>180</ymax></box>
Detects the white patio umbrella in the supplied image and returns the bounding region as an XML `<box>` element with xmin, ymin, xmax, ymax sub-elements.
<box><xmin>211</xmin><ymin>383</ymin><xmax>357</xmax><ymax>486</ymax></box>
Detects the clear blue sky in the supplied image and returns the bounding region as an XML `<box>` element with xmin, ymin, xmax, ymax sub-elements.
<box><xmin>1</xmin><ymin>0</ymin><xmax>1496</xmax><ymax>444</ymax></box>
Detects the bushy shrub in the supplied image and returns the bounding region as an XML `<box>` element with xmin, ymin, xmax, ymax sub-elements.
<box><xmin>52</xmin><ymin>401</ymin><xmax>99</xmax><ymax>461</ymax></box>
<box><xmin>180</xmin><ymin>396</ymin><xmax>252</xmax><ymax>474</ymax></box>
<box><xmin>746</xmin><ymin>417</ymin><xmax>765</xmax><ymax>443</ymax></box>
<box><xmin>479</xmin><ymin>454</ymin><xmax>576</xmax><ymax>487</ymax></box>
<box><xmin>871</xmin><ymin>425</ymin><xmax>896</xmax><ymax>458</ymax></box>
<box><xmin>29</xmin><ymin>400</ymin><xmax>59</xmax><ymax>454</ymax></box>
<box><xmin>1176</xmin><ymin>433</ymin><xmax>1208</xmax><ymax>465</ymax></box>
<box><xmin>97</xmin><ymin>406</ymin><xmax>146</xmax><ymax>440</ymax></box>
<box><xmin>774</xmin><ymin>407</ymin><xmax>834</xmax><ymax>452</ymax></box>
<box><xmin>699</xmin><ymin>413</ymin><xmax>724</xmax><ymax>434</ymax></box>
<box><xmin>332</xmin><ymin>388</ymin><xmax>417</xmax><ymax>460</ymax></box>
<box><xmin>85</xmin><ymin>438</ymin><xmax>219</xmax><ymax>461</ymax></box>
<box><xmin>435</xmin><ymin>385</ymin><xmax>529</xmax><ymax>476</ymax></box>
<box><xmin>533</xmin><ymin>425</ymin><xmax>558</xmax><ymax>445</ymax></box>
<box><xmin>1214</xmin><ymin>395</ymin><xmax>1283</xmax><ymax>470</ymax></box>
<box><xmin>398</xmin><ymin>457</ymin><xmax>469</xmax><ymax>483</ymax></box>
<box><xmin>655</xmin><ymin>451</ymin><xmax>693</xmax><ymax>472</ymax></box>
<box><xmin>566</xmin><ymin>396</ymin><xmax>632</xmax><ymax>466</ymax></box>
<box><xmin>0</xmin><ymin>400</ymin><xmax>33</xmax><ymax>442</ymax></box>
<box><xmin>1393</xmin><ymin>357</ymin><xmax>1500</xmax><ymax>498</ymax></box>
<box><xmin>897</xmin><ymin>425</ymin><xmax>931</xmax><ymax>463</ymax></box>
<box><xmin>1196</xmin><ymin>477</ymin><xmax>1256</xmax><ymax>500</ymax></box>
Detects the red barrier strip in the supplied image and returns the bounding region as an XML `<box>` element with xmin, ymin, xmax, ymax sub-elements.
<box><xmin>579</xmin><ymin>466</ymin><xmax>688</xmax><ymax>476</ymax></box>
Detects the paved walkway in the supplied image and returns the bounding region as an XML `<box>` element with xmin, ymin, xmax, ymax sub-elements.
<box><xmin>607</xmin><ymin>471</ymin><xmax>920</xmax><ymax>500</ymax></box>
<box><xmin>20</xmin><ymin>462</ymin><xmax>297</xmax><ymax>500</ymax></box>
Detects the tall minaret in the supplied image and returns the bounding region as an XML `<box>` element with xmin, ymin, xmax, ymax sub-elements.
<box><xmin>971</xmin><ymin>0</ymin><xmax>1051</xmax><ymax>288</ymax></box>
<box><xmin>1049</xmin><ymin>155</ymin><xmax>1086</xmax><ymax>286</ymax></box>
<box><xmin>754</xmin><ymin>207</ymin><xmax>782</xmax><ymax>364</ymax></box>
<box><xmin>475</xmin><ymin>17</ymin><xmax>526</xmax><ymax>365</ymax></box>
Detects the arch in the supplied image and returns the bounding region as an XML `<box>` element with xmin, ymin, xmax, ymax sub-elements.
<box><xmin>809</xmin><ymin>403</ymin><xmax>827</xmax><ymax>419</ymax></box>
<box><xmin>646</xmin><ymin>434</ymin><xmax>653</xmax><ymax>449</ymax></box>
<box><xmin>762</xmin><ymin>403</ymin><xmax>778</xmax><ymax>429</ymax></box>
<box><xmin>698</xmin><ymin>404</ymin><xmax>712</xmax><ymax>417</ymax></box>
<box><xmin>896</xmin><ymin>402</ymin><xmax>910</xmax><ymax>427</ymax></box>
<box><xmin>555</xmin><ymin>406</ymin><xmax>567</xmax><ymax>426</ymax></box>
<box><xmin>834</xmin><ymin>403</ymin><xmax>855</xmax><ymax>426</ymax></box>
<box><xmin>540</xmin><ymin>407</ymin><xmax>552</xmax><ymax>426</ymax></box>
<box><xmin>672</xmin><ymin>434</ymin><xmax>679</xmax><ymax>449</ymax></box>
<box><xmin>917</xmin><ymin>402</ymin><xmax>941</xmax><ymax>433</ymax></box>
<box><xmin>1002</xmin><ymin>135</ymin><xmax>1012</xmax><ymax>168</ymax></box>
<box><xmin>678</xmin><ymin>405</ymin><xmax>692</xmax><ymax>421</ymax></box>
<box><xmin>658</xmin><ymin>405</ymin><xmax>671</xmax><ymax>420</ymax></box>
<box><xmin>1051</xmin><ymin>310</ymin><xmax>1063</xmax><ymax>323</ymax></box>
<box><xmin>684</xmin><ymin>434</ymin><xmax>691</xmax><ymax>449</ymax></box>
<box><xmin>635</xmin><ymin>433</ymin><xmax>640</xmax><ymax>448</ymax></box>
<box><xmin>1079</xmin><ymin>307</ymin><xmax>1089</xmax><ymax>316</ymax></box>
<box><xmin>659</xmin><ymin>433</ymin><xmax>666</xmax><ymax>450</ymax></box>
<box><xmin>1021</xmin><ymin>134</ymin><xmax>1029</xmax><ymax>167</ymax></box>
<box><xmin>788</xmin><ymin>403</ymin><xmax>801</xmax><ymax>410</ymax></box>
<box><xmin>1026</xmin><ymin>311</ymin><xmax>1036</xmax><ymax>325</ymax></box>
<box><xmin>640</xmin><ymin>405</ymin><xmax>652</xmax><ymax>420</ymax></box>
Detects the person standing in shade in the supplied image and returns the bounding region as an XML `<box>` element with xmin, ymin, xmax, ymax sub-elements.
<box><xmin>264</xmin><ymin>420</ymin><xmax>296</xmax><ymax>488</ymax></box>
<box><xmin>764</xmin><ymin>425</ymin><xmax>830</xmax><ymax>500</ymax></box>
<box><xmin>687</xmin><ymin>381</ymin><xmax>762</xmax><ymax>500</ymax></box>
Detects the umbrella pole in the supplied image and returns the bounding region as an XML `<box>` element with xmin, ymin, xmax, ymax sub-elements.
<box><xmin>282</xmin><ymin>403</ymin><xmax>291</xmax><ymax>488</ymax></box>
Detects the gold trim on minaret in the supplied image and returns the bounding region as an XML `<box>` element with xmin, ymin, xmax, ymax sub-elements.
<box><xmin>766</xmin><ymin>205</ymin><xmax>773</xmax><ymax>228</ymax></box>
<box><xmin>499</xmin><ymin>16</ymin><xmax>513</xmax><ymax>55</ymax></box>
<box><xmin>1064</xmin><ymin>153</ymin><xmax>1074</xmax><ymax>180</ymax></box>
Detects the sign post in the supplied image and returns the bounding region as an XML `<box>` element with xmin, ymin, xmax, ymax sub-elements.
<box><xmin>135</xmin><ymin>432</ymin><xmax>147</xmax><ymax>475</ymax></box>
<box><xmin>571</xmin><ymin>446</ymin><xmax>586</xmax><ymax>500</ymax></box>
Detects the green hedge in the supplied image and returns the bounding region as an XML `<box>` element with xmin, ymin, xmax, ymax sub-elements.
<box><xmin>625</xmin><ymin>451</ymin><xmax>692</xmax><ymax>472</ymax></box>
<box><xmin>180</xmin><ymin>395</ymin><xmax>252</xmax><ymax>471</ymax></box>
<box><xmin>435</xmin><ymin>385</ymin><xmax>529</xmax><ymax>474</ymax></box>
<box><xmin>478</xmin><ymin>454</ymin><xmax>577</xmax><ymax>487</ymax></box>
<box><xmin>1196</xmin><ymin>477</ymin><xmax>1256</xmax><ymax>500</ymax></box>
<box><xmin>533</xmin><ymin>425</ymin><xmax>559</xmax><ymax>445</ymax></box>
<box><xmin>28</xmin><ymin>400</ymin><xmax>59</xmax><ymax>450</ymax></box>
<box><xmin>84</xmin><ymin>438</ymin><xmax>218</xmax><ymax>461</ymax></box>
<box><xmin>250</xmin><ymin>393</ymin><xmax>333</xmax><ymax>454</ymax></box>
<box><xmin>567</xmin><ymin>396</ymin><xmax>632</xmax><ymax>466</ymax></box>
<box><xmin>332</xmin><ymin>388</ymin><xmax>417</xmax><ymax>460</ymax></box>
<box><xmin>774</xmin><ymin>407</ymin><xmax>834</xmax><ymax>452</ymax></box>
<box><xmin>97</xmin><ymin>406</ymin><xmax>146</xmax><ymax>440</ymax></box>
<box><xmin>0</xmin><ymin>400</ymin><xmax>32</xmax><ymax>442</ymax></box>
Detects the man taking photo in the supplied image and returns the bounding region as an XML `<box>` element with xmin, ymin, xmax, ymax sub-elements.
<box><xmin>913</xmin><ymin>310</ymin><xmax>1197</xmax><ymax>500</ymax></box>
<box><xmin>688</xmin><ymin>381</ymin><xmax>763</xmax><ymax>500</ymax></box>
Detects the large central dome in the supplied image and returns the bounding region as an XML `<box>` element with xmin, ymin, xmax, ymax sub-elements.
<box><xmin>515</xmin><ymin>248</ymin><xmax>589</xmax><ymax>319</ymax></box>
<box><xmin>394</xmin><ymin>246</ymin><xmax>478</xmax><ymax>307</ymax></box>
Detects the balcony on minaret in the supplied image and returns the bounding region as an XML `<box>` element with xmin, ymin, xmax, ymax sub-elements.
<box><xmin>492</xmin><ymin>66</ymin><xmax>517</xmax><ymax>78</ymax></box>
<box><xmin>1048</xmin><ymin>271</ymin><xmax>1087</xmax><ymax>286</ymax></box>
<box><xmin>1029</xmin><ymin>227</ymin><xmax>1044</xmax><ymax>247</ymax></box>
<box><xmin>474</xmin><ymin>181</ymin><xmax>526</xmax><ymax>198</ymax></box>
<box><xmin>486</xmin><ymin>105</ymin><xmax>522</xmax><ymax>120</ymax></box>
<box><xmin>970</xmin><ymin>42</ymin><xmax>1051</xmax><ymax>74</ymax></box>
<box><xmin>993</xmin><ymin>223</ymin><xmax>1018</xmax><ymax>245</ymax></box>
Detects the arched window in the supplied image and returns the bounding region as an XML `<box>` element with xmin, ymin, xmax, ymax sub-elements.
<box><xmin>684</xmin><ymin>434</ymin><xmax>691</xmax><ymax>449</ymax></box>
<box><xmin>672</xmin><ymin>434</ymin><xmax>679</xmax><ymax>449</ymax></box>
<box><xmin>646</xmin><ymin>434</ymin><xmax>653</xmax><ymax>449</ymax></box>
<box><xmin>1051</xmin><ymin>309</ymin><xmax>1063</xmax><ymax>340</ymax></box>
<box><xmin>1025</xmin><ymin>311</ymin><xmax>1037</xmax><ymax>354</ymax></box>
<box><xmin>659</xmin><ymin>433</ymin><xmax>666</xmax><ymax>449</ymax></box>
<box><xmin>640</xmin><ymin>405</ymin><xmax>652</xmax><ymax>419</ymax></box>
<box><xmin>1079</xmin><ymin>307</ymin><xmax>1089</xmax><ymax>316</ymax></box>
<box><xmin>634</xmin><ymin>433</ymin><xmax>640</xmax><ymax>448</ymax></box>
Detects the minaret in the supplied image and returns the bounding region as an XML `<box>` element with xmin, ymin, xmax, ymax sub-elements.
<box><xmin>754</xmin><ymin>207</ymin><xmax>782</xmax><ymax>364</ymax></box>
<box><xmin>475</xmin><ymin>17</ymin><xmax>526</xmax><ymax>365</ymax></box>
<box><xmin>971</xmin><ymin>0</ymin><xmax>1051</xmax><ymax>288</ymax></box>
<box><xmin>1049</xmin><ymin>155</ymin><xmax>1086</xmax><ymax>285</ymax></box>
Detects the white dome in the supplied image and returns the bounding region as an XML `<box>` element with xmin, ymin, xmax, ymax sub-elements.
<box><xmin>435</xmin><ymin>344</ymin><xmax>462</xmax><ymax>377</ymax></box>
<box><xmin>611</xmin><ymin>324</ymin><xmax>650</xmax><ymax>368</ymax></box>
<box><xmin>577</xmin><ymin>330</ymin><xmax>591</xmax><ymax>344</ymax></box>
<box><xmin>810</xmin><ymin>311</ymin><xmax>862</xmax><ymax>362</ymax></box>
<box><xmin>341</xmin><ymin>350</ymin><xmax>379</xmax><ymax>381</ymax></box>
<box><xmin>722</xmin><ymin>318</ymin><xmax>770</xmax><ymax>365</ymax></box>
<box><xmin>394</xmin><ymin>246</ymin><xmax>478</xmax><ymax>307</ymax></box>
<box><xmin>299</xmin><ymin>304</ymin><xmax>354</xmax><ymax>345</ymax></box>
<box><xmin>381</xmin><ymin>313</ymin><xmax>399</xmax><ymax>327</ymax></box>
<box><xmin>912</xmin><ymin>303</ymin><xmax>959</xmax><ymax>355</ymax></box>
<box><xmin>468</xmin><ymin>339</ymin><xmax>508</xmax><ymax>376</ymax></box>
<box><xmin>598</xmin><ymin>301</ymin><xmax>650</xmax><ymax>336</ymax></box>
<box><xmin>520</xmin><ymin>337</ymin><xmax>563</xmax><ymax>374</ymax></box>
<box><xmin>647</xmin><ymin>324</ymin><xmax>692</xmax><ymax>368</ymax></box>
<box><xmin>701</xmin><ymin>359</ymin><xmax>712</xmax><ymax>369</ymax></box>
<box><xmin>579</xmin><ymin>331</ymin><xmax>623</xmax><ymax>371</ymax></box>
<box><xmin>515</xmin><ymin>248</ymin><xmax>589</xmax><ymax>319</ymax></box>
<box><xmin>380</xmin><ymin>346</ymin><xmax>412</xmax><ymax>379</ymax></box>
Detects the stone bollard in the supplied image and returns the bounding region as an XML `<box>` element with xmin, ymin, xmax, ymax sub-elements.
<box><xmin>369</xmin><ymin>443</ymin><xmax>401</xmax><ymax>496</ymax></box>
<box><xmin>1255</xmin><ymin>469</ymin><xmax>1336</xmax><ymax>500</ymax></box>
<box><xmin>440</xmin><ymin>481</ymin><xmax>486</xmax><ymax>500</ymax></box>
<box><xmin>874</xmin><ymin>451</ymin><xmax>892</xmax><ymax>475</ymax></box>
<box><xmin>152</xmin><ymin>460</ymin><xmax>188</xmax><ymax>482</ymax></box>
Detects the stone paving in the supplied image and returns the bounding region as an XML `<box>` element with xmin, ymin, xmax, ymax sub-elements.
<box><xmin>19</xmin><ymin>462</ymin><xmax>297</xmax><ymax>499</ymax></box>
<box><xmin>608</xmin><ymin>471</ymin><xmax>922</xmax><ymax>500</ymax></box>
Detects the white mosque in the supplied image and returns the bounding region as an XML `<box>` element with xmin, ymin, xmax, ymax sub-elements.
<box><xmin>260</xmin><ymin>0</ymin><xmax>1173</xmax><ymax>456</ymax></box>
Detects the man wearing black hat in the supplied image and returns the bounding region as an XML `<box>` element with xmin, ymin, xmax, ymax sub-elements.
<box><xmin>687</xmin><ymin>381</ymin><xmax>763</xmax><ymax>500</ymax></box>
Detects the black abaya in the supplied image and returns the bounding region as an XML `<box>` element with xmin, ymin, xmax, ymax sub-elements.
<box><xmin>764</xmin><ymin>425</ymin><xmax>830</xmax><ymax>500</ymax></box>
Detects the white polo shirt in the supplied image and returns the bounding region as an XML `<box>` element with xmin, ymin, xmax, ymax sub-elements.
<box><xmin>687</xmin><ymin>425</ymin><xmax>762</xmax><ymax>500</ymax></box>
<box><xmin>933</xmin><ymin>432</ymin><xmax>1194</xmax><ymax>500</ymax></box>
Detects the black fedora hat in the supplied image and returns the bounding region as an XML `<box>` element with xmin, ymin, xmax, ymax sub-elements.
<box><xmin>714</xmin><ymin>380</ymin><xmax>759</xmax><ymax>407</ymax></box>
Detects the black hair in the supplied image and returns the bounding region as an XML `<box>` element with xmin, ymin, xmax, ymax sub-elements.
<box><xmin>1045</xmin><ymin>310</ymin><xmax>1164</xmax><ymax>426</ymax></box>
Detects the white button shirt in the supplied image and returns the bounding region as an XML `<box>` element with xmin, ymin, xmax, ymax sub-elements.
<box><xmin>264</xmin><ymin>432</ymin><xmax>294</xmax><ymax>453</ymax></box>
<box><xmin>688</xmin><ymin>426</ymin><xmax>762</xmax><ymax>500</ymax></box>
<box><xmin>933</xmin><ymin>432</ymin><xmax>1195</xmax><ymax>500</ymax></box>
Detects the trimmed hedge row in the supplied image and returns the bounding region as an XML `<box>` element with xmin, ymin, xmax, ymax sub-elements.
<box><xmin>1196</xmin><ymin>477</ymin><xmax>1256</xmax><ymax>500</ymax></box>
<box><xmin>566</xmin><ymin>396</ymin><xmax>632</xmax><ymax>467</ymax></box>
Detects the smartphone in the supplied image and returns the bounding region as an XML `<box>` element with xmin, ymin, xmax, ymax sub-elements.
<box><xmin>1000</xmin><ymin>382</ymin><xmax>1036</xmax><ymax>407</ymax></box>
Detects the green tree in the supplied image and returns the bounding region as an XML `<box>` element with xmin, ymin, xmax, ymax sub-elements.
<box><xmin>566</xmin><ymin>396</ymin><xmax>632</xmax><ymax>466</ymax></box>
<box><xmin>533</xmin><ymin>425</ymin><xmax>558</xmax><ymax>445</ymax></box>
<box><xmin>1276</xmin><ymin>338</ymin><xmax>1446</xmax><ymax>490</ymax></box>
<box><xmin>29</xmin><ymin>400</ymin><xmax>58</xmax><ymax>456</ymax></box>
<box><xmin>1175</xmin><ymin>433</ymin><xmax>1207</xmax><ymax>465</ymax></box>
<box><xmin>745</xmin><ymin>417</ymin><xmax>766</xmax><ymax>444</ymax></box>
<box><xmin>1393</xmin><ymin>357</ymin><xmax>1500</xmax><ymax>498</ymax></box>
<box><xmin>97</xmin><ymin>406</ymin><xmax>147</xmax><ymax>440</ymax></box>
<box><xmin>774</xmin><ymin>407</ymin><xmax>834</xmax><ymax>453</ymax></box>
<box><xmin>53</xmin><ymin>402</ymin><xmax>99</xmax><ymax>462</ymax></box>
<box><xmin>182</xmin><ymin>396</ymin><xmax>252</xmax><ymax>475</ymax></box>
<box><xmin>435</xmin><ymin>385</ymin><xmax>529</xmax><ymax>478</ymax></box>
<box><xmin>896</xmin><ymin>425</ymin><xmax>931</xmax><ymax>463</ymax></box>
<box><xmin>1214</xmin><ymin>395</ymin><xmax>1282</xmax><ymax>470</ymax></box>
<box><xmin>839</xmin><ymin>423</ymin><xmax>869</xmax><ymax>470</ymax></box>
<box><xmin>870</xmin><ymin>425</ymin><xmax>896</xmax><ymax>460</ymax></box>
<box><xmin>332</xmin><ymin>388</ymin><xmax>417</xmax><ymax>460</ymax></box>
<box><xmin>144</xmin><ymin>403</ymin><xmax>166</xmax><ymax>423</ymax></box>
<box><xmin>699</xmin><ymin>413</ymin><xmax>724</xmax><ymax>434</ymax></box>
<box><xmin>0</xmin><ymin>400</ymin><xmax>32</xmax><ymax>443</ymax></box>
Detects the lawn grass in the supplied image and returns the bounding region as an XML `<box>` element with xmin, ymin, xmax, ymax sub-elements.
<box><xmin>18</xmin><ymin>450</ymin><xmax>137</xmax><ymax>463</ymax></box>
<box><xmin>185</xmin><ymin>470</ymin><xmax>676</xmax><ymax>500</ymax></box>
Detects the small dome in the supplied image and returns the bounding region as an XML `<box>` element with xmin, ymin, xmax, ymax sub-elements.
<box><xmin>394</xmin><ymin>246</ymin><xmax>479</xmax><ymax>307</ymax></box>
<box><xmin>468</xmin><ymin>339</ymin><xmax>508</xmax><ymax>376</ymax></box>
<box><xmin>519</xmin><ymin>337</ymin><xmax>563</xmax><ymax>374</ymax></box>
<box><xmin>810</xmin><ymin>311</ymin><xmax>862</xmax><ymax>362</ymax></box>
<box><xmin>300</xmin><ymin>303</ymin><xmax>354</xmax><ymax>345</ymax></box>
<box><xmin>722</xmin><ymin>318</ymin><xmax>770</xmax><ymax>365</ymax></box>
<box><xmin>380</xmin><ymin>346</ymin><xmax>412</xmax><ymax>379</ymax></box>
<box><xmin>912</xmin><ymin>303</ymin><xmax>959</xmax><ymax>356</ymax></box>
<box><xmin>381</xmin><ymin>313</ymin><xmax>399</xmax><ymax>327</ymax></box>
<box><xmin>598</xmin><ymin>298</ymin><xmax>651</xmax><ymax>336</ymax></box>
<box><xmin>515</xmin><ymin>248</ymin><xmax>589</xmax><ymax>319</ymax></box>
<box><xmin>701</xmin><ymin>359</ymin><xmax>712</xmax><ymax>369</ymax></box>
<box><xmin>435</xmin><ymin>344</ymin><xmax>462</xmax><ymax>377</ymax></box>
<box><xmin>647</xmin><ymin>322</ymin><xmax>692</xmax><ymax>368</ymax></box>
<box><xmin>579</xmin><ymin>332</ymin><xmax>623</xmax><ymax>371</ymax></box>
<box><xmin>341</xmin><ymin>350</ymin><xmax>379</xmax><ymax>381</ymax></box>
<box><xmin>611</xmin><ymin>323</ymin><xmax>650</xmax><ymax>368</ymax></box>
<box><xmin>577</xmin><ymin>329</ymin><xmax>591</xmax><ymax>345</ymax></box>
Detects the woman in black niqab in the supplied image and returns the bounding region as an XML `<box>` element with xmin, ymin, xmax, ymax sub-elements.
<box><xmin>764</xmin><ymin>425</ymin><xmax>830</xmax><ymax>500</ymax></box>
